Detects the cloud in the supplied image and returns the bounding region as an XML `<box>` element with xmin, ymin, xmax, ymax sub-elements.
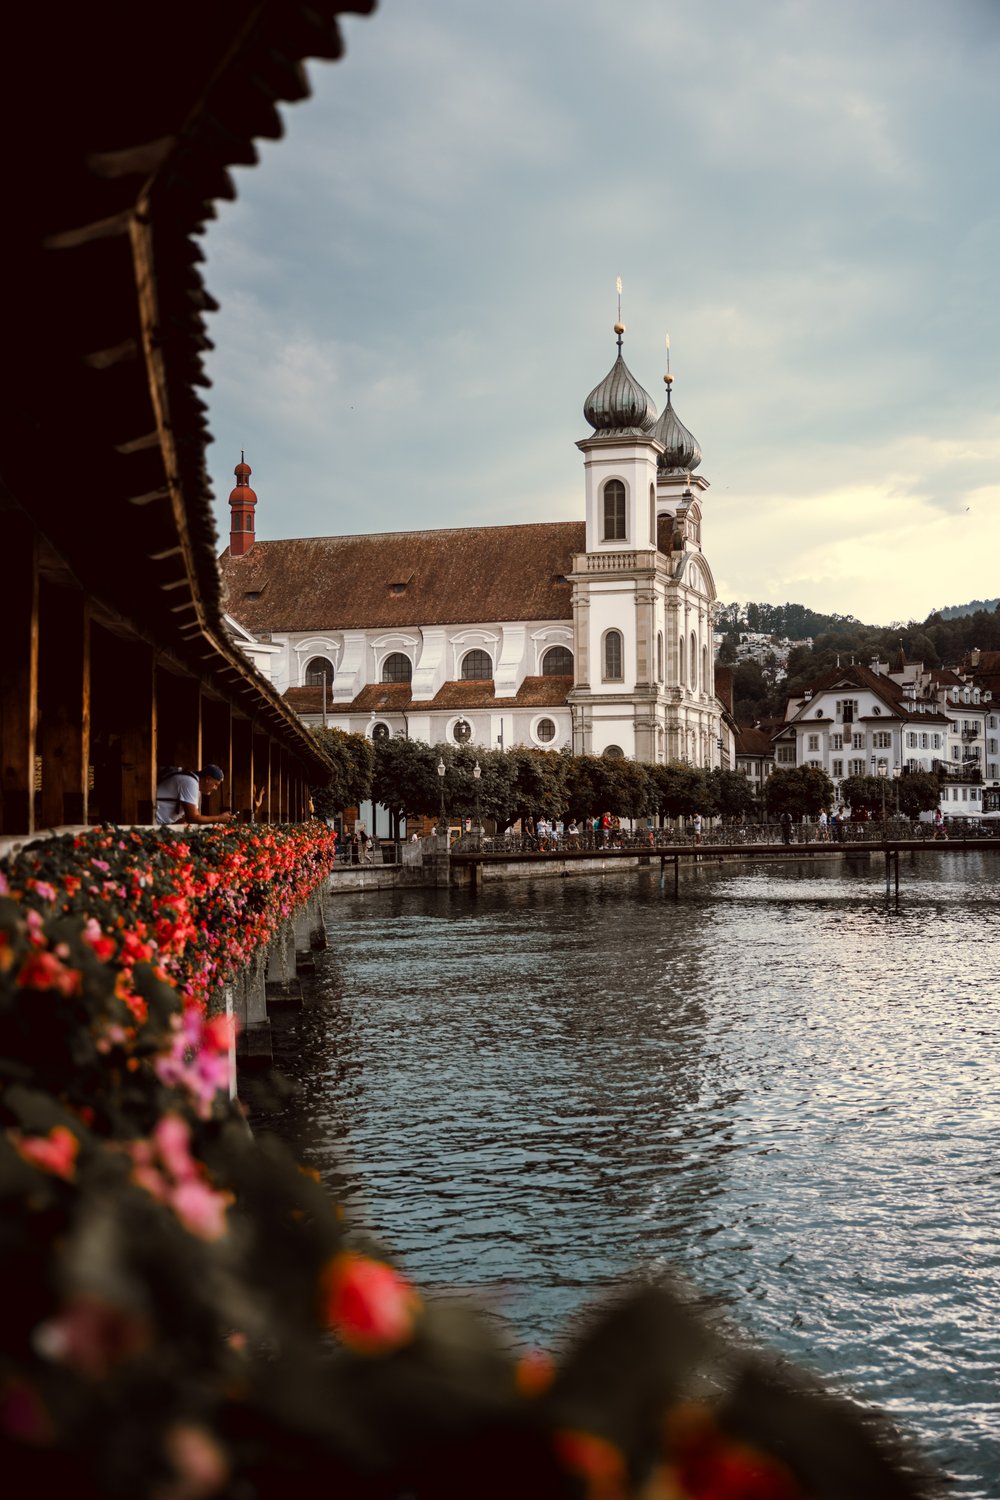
<box><xmin>202</xmin><ymin>0</ymin><xmax>1000</xmax><ymax>627</ymax></box>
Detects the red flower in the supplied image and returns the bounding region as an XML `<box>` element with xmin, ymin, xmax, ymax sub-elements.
<box><xmin>553</xmin><ymin>1429</ymin><xmax>628</xmax><ymax>1500</ymax></box>
<box><xmin>16</xmin><ymin>950</ymin><xmax>81</xmax><ymax>997</ymax></box>
<box><xmin>10</xmin><ymin>1125</ymin><xmax>79</xmax><ymax>1180</ymax></box>
<box><xmin>320</xmin><ymin>1252</ymin><xmax>421</xmax><ymax>1353</ymax></box>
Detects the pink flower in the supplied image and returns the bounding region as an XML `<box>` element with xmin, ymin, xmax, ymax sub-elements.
<box><xmin>154</xmin><ymin>1115</ymin><xmax>196</xmax><ymax>1183</ymax></box>
<box><xmin>33</xmin><ymin>1295</ymin><xmax>151</xmax><ymax>1378</ymax></box>
<box><xmin>170</xmin><ymin>1178</ymin><xmax>230</xmax><ymax>1241</ymax></box>
<box><xmin>161</xmin><ymin>1422</ymin><xmax>229</xmax><ymax>1499</ymax></box>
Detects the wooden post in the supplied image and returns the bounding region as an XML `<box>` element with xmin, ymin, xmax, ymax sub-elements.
<box><xmin>155</xmin><ymin>667</ymin><xmax>201</xmax><ymax>776</ymax></box>
<box><xmin>200</xmin><ymin>693</ymin><xmax>231</xmax><ymax>818</ymax></box>
<box><xmin>0</xmin><ymin>516</ymin><xmax>39</xmax><ymax>835</ymax></box>
<box><xmin>231</xmin><ymin>716</ymin><xmax>254</xmax><ymax>819</ymax></box>
<box><xmin>253</xmin><ymin>732</ymin><xmax>271</xmax><ymax>824</ymax></box>
<box><xmin>268</xmin><ymin>739</ymin><xmax>280</xmax><ymax>825</ymax></box>
<box><xmin>119</xmin><ymin>640</ymin><xmax>157</xmax><ymax>824</ymax></box>
<box><xmin>38</xmin><ymin>583</ymin><xmax>90</xmax><ymax>828</ymax></box>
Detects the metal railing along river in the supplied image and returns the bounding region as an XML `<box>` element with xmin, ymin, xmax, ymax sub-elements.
<box><xmin>456</xmin><ymin>818</ymin><xmax>996</xmax><ymax>856</ymax></box>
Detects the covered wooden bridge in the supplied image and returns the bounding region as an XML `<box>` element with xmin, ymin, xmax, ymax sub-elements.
<box><xmin>0</xmin><ymin>2</ymin><xmax>375</xmax><ymax>837</ymax></box>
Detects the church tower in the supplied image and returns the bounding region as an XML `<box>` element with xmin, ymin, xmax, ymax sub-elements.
<box><xmin>569</xmin><ymin>320</ymin><xmax>722</xmax><ymax>770</ymax></box>
<box><xmin>228</xmin><ymin>454</ymin><xmax>257</xmax><ymax>557</ymax></box>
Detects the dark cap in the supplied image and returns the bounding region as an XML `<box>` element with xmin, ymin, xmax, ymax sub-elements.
<box><xmin>200</xmin><ymin>763</ymin><xmax>225</xmax><ymax>782</ymax></box>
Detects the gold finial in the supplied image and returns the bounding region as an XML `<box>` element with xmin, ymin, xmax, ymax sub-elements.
<box><xmin>614</xmin><ymin>276</ymin><xmax>625</xmax><ymax>341</ymax></box>
<box><xmin>664</xmin><ymin>332</ymin><xmax>674</xmax><ymax>387</ymax></box>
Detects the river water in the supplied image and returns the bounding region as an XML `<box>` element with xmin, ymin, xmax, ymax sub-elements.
<box><xmin>259</xmin><ymin>853</ymin><xmax>1000</xmax><ymax>1496</ymax></box>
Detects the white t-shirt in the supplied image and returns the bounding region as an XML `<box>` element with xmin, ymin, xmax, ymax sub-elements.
<box><xmin>155</xmin><ymin>771</ymin><xmax>200</xmax><ymax>826</ymax></box>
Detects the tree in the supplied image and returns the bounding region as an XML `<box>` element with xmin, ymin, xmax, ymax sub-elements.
<box><xmin>763</xmin><ymin>766</ymin><xmax>834</xmax><ymax>820</ymax></box>
<box><xmin>371</xmin><ymin>736</ymin><xmax>442</xmax><ymax>837</ymax></box>
<box><xmin>839</xmin><ymin>774</ymin><xmax>887</xmax><ymax>818</ymax></box>
<box><xmin>896</xmin><ymin>770</ymin><xmax>943</xmax><ymax>818</ymax></box>
<box><xmin>311</xmin><ymin>728</ymin><xmax>374</xmax><ymax>821</ymax></box>
<box><xmin>648</xmin><ymin>762</ymin><xmax>712</xmax><ymax>821</ymax></box>
<box><xmin>506</xmin><ymin>748</ymin><xmax>568</xmax><ymax>827</ymax></box>
<box><xmin>706</xmin><ymin>767</ymin><xmax>757</xmax><ymax>820</ymax></box>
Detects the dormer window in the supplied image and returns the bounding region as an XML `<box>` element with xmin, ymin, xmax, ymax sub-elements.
<box><xmin>602</xmin><ymin>479</ymin><xmax>626</xmax><ymax>541</ymax></box>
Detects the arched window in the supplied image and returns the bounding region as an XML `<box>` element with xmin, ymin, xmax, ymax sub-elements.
<box><xmin>603</xmin><ymin>744</ymin><xmax>624</xmax><ymax>759</ymax></box>
<box><xmin>690</xmin><ymin>633</ymin><xmax>698</xmax><ymax>690</ymax></box>
<box><xmin>381</xmin><ymin>652</ymin><xmax>412</xmax><ymax>683</ymax></box>
<box><xmin>702</xmin><ymin>644</ymin><xmax>709</xmax><ymax>692</ymax></box>
<box><xmin>649</xmin><ymin>483</ymin><xmax>656</xmax><ymax>546</ymax></box>
<box><xmin>371</xmin><ymin>722</ymin><xmax>390</xmax><ymax>741</ymax></box>
<box><xmin>604</xmin><ymin>629</ymin><xmax>623</xmax><ymax>681</ymax></box>
<box><xmin>536</xmin><ymin>718</ymin><xmax>556</xmax><ymax>743</ymax></box>
<box><xmin>453</xmin><ymin>718</ymin><xmax>473</xmax><ymax>744</ymax></box>
<box><xmin>603</xmin><ymin>479</ymin><xmax>626</xmax><ymax>541</ymax></box>
<box><xmin>461</xmin><ymin>649</ymin><xmax>493</xmax><ymax>680</ymax></box>
<box><xmin>304</xmin><ymin>657</ymin><xmax>334</xmax><ymax>688</ymax></box>
<box><xmin>541</xmin><ymin>645</ymin><xmax>573</xmax><ymax>677</ymax></box>
<box><xmin>657</xmin><ymin>631</ymin><xmax>664</xmax><ymax>684</ymax></box>
<box><xmin>679</xmin><ymin>634</ymin><xmax>686</xmax><ymax>686</ymax></box>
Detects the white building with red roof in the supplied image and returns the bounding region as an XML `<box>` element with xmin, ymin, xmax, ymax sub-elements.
<box><xmin>219</xmin><ymin>328</ymin><xmax>730</xmax><ymax>770</ymax></box>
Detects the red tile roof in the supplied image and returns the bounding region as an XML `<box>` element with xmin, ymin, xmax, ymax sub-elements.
<box><xmin>734</xmin><ymin>725</ymin><xmax>774</xmax><ymax>757</ymax></box>
<box><xmin>283</xmin><ymin>676</ymin><xmax>573</xmax><ymax>715</ymax></box>
<box><xmin>220</xmin><ymin>523</ymin><xmax>585</xmax><ymax>632</ymax></box>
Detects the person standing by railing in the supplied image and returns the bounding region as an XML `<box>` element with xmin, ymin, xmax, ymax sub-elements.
<box><xmin>155</xmin><ymin>763</ymin><xmax>234</xmax><ymax>827</ymax></box>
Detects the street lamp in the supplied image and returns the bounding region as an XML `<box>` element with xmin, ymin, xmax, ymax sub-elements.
<box><xmin>473</xmin><ymin>760</ymin><xmax>482</xmax><ymax>850</ymax></box>
<box><xmin>871</xmin><ymin>755</ymin><xmax>888</xmax><ymax>825</ymax></box>
<box><xmin>437</xmin><ymin>757</ymin><xmax>447</xmax><ymax>837</ymax></box>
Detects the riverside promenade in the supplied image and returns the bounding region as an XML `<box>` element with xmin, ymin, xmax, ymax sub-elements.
<box><xmin>327</xmin><ymin>823</ymin><xmax>1000</xmax><ymax>896</ymax></box>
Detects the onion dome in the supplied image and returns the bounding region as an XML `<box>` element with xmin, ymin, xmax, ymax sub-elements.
<box><xmin>583</xmin><ymin>327</ymin><xmax>658</xmax><ymax>436</ymax></box>
<box><xmin>229</xmin><ymin>453</ymin><xmax>256</xmax><ymax>504</ymax></box>
<box><xmin>652</xmin><ymin>376</ymin><xmax>701</xmax><ymax>472</ymax></box>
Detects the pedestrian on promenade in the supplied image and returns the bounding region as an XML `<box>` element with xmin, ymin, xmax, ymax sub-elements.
<box><xmin>780</xmin><ymin>810</ymin><xmax>793</xmax><ymax>845</ymax></box>
<box><xmin>692</xmin><ymin>812</ymin><xmax>703</xmax><ymax>845</ymax></box>
<box><xmin>818</xmin><ymin>808</ymin><xmax>829</xmax><ymax>841</ymax></box>
<box><xmin>155</xmin><ymin>763</ymin><xmax>234</xmax><ymax>827</ymax></box>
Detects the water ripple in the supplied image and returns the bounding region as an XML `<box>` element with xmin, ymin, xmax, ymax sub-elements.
<box><xmin>259</xmin><ymin>854</ymin><xmax>1000</xmax><ymax>1497</ymax></box>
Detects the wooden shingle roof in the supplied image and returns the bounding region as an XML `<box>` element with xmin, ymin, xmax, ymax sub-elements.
<box><xmin>219</xmin><ymin>523</ymin><xmax>584</xmax><ymax>632</ymax></box>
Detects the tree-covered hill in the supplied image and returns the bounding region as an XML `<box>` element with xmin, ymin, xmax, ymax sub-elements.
<box><xmin>718</xmin><ymin>598</ymin><xmax>1000</xmax><ymax>722</ymax></box>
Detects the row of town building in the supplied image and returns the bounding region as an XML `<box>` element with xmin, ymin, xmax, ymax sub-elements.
<box><xmin>734</xmin><ymin>651</ymin><xmax>1000</xmax><ymax>817</ymax></box>
<box><xmin>218</xmin><ymin>349</ymin><xmax>997</xmax><ymax>825</ymax></box>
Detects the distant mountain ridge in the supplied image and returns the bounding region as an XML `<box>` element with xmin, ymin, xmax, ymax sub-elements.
<box><xmin>935</xmin><ymin>598</ymin><xmax>1000</xmax><ymax>620</ymax></box>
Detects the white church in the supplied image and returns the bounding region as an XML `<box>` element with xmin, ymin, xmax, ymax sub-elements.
<box><xmin>218</xmin><ymin>326</ymin><xmax>731</xmax><ymax>769</ymax></box>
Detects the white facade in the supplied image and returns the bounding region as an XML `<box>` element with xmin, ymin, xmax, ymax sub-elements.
<box><xmin>774</xmin><ymin>661</ymin><xmax>995</xmax><ymax>817</ymax></box>
<box><xmin>223</xmin><ymin>335</ymin><xmax>730</xmax><ymax>769</ymax></box>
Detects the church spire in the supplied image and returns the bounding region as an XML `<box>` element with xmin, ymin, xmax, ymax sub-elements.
<box><xmin>228</xmin><ymin>453</ymin><xmax>258</xmax><ymax>557</ymax></box>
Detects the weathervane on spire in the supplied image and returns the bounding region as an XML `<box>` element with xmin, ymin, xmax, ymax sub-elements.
<box><xmin>614</xmin><ymin>276</ymin><xmax>625</xmax><ymax>352</ymax></box>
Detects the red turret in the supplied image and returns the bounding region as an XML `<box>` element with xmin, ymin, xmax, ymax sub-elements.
<box><xmin>228</xmin><ymin>452</ymin><xmax>257</xmax><ymax>556</ymax></box>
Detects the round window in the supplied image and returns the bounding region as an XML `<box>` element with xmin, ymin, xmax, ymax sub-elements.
<box><xmin>453</xmin><ymin>718</ymin><xmax>472</xmax><ymax>744</ymax></box>
<box><xmin>536</xmin><ymin>718</ymin><xmax>556</xmax><ymax>743</ymax></box>
<box><xmin>603</xmin><ymin>744</ymin><xmax>624</xmax><ymax>759</ymax></box>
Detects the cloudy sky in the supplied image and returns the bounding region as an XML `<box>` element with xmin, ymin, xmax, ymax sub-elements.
<box><xmin>204</xmin><ymin>0</ymin><xmax>1000</xmax><ymax>626</ymax></box>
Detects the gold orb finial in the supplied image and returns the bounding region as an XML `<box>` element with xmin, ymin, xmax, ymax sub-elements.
<box><xmin>664</xmin><ymin>371</ymin><xmax>674</xmax><ymax>385</ymax></box>
<box><xmin>614</xmin><ymin>321</ymin><xmax>625</xmax><ymax>335</ymax></box>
